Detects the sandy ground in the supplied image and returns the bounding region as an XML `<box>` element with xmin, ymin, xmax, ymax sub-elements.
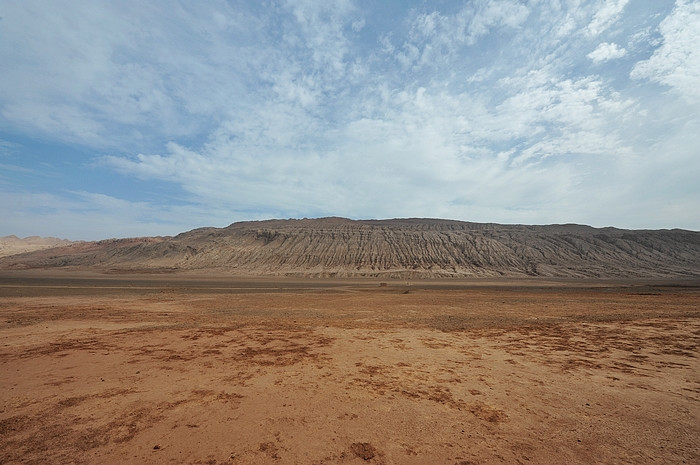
<box><xmin>1</xmin><ymin>271</ymin><xmax>698</xmax><ymax>464</ymax></box>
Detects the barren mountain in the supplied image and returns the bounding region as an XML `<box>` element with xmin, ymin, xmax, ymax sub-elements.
<box><xmin>1</xmin><ymin>218</ymin><xmax>699</xmax><ymax>278</ymax></box>
<box><xmin>0</xmin><ymin>235</ymin><xmax>73</xmax><ymax>258</ymax></box>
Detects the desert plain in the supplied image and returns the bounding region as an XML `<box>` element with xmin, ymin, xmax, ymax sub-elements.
<box><xmin>1</xmin><ymin>270</ymin><xmax>698</xmax><ymax>464</ymax></box>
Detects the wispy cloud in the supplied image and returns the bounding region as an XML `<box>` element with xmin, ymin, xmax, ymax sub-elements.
<box><xmin>0</xmin><ymin>2</ymin><xmax>273</xmax><ymax>149</ymax></box>
<box><xmin>396</xmin><ymin>0</ymin><xmax>529</xmax><ymax>70</ymax></box>
<box><xmin>587</xmin><ymin>0</ymin><xmax>629</xmax><ymax>36</ymax></box>
<box><xmin>0</xmin><ymin>189</ymin><xmax>245</xmax><ymax>240</ymax></box>
<box><xmin>631</xmin><ymin>0</ymin><xmax>700</xmax><ymax>102</ymax></box>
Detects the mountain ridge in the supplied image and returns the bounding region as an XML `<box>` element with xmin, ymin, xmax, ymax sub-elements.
<box><xmin>1</xmin><ymin>218</ymin><xmax>699</xmax><ymax>278</ymax></box>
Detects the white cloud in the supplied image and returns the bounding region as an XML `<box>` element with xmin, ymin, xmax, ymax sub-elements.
<box><xmin>631</xmin><ymin>0</ymin><xmax>700</xmax><ymax>102</ymax></box>
<box><xmin>587</xmin><ymin>42</ymin><xmax>627</xmax><ymax>63</ymax></box>
<box><xmin>587</xmin><ymin>0</ymin><xmax>629</xmax><ymax>36</ymax></box>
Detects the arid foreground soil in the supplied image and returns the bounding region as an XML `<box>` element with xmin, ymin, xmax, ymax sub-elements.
<box><xmin>1</xmin><ymin>271</ymin><xmax>698</xmax><ymax>464</ymax></box>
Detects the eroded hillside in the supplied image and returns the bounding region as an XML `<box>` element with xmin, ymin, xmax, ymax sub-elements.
<box><xmin>1</xmin><ymin>218</ymin><xmax>698</xmax><ymax>278</ymax></box>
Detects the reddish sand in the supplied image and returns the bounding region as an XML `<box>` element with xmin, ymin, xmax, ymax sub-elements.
<box><xmin>1</xmin><ymin>271</ymin><xmax>698</xmax><ymax>464</ymax></box>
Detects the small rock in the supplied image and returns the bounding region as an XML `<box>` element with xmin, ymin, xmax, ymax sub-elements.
<box><xmin>351</xmin><ymin>442</ymin><xmax>377</xmax><ymax>461</ymax></box>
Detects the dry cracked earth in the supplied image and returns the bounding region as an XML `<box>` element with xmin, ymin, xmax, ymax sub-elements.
<box><xmin>1</xmin><ymin>271</ymin><xmax>698</xmax><ymax>464</ymax></box>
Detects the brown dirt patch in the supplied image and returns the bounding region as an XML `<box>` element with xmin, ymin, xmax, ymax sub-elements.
<box><xmin>0</xmin><ymin>272</ymin><xmax>698</xmax><ymax>464</ymax></box>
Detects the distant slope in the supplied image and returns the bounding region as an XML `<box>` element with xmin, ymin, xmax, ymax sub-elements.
<box><xmin>0</xmin><ymin>235</ymin><xmax>73</xmax><ymax>258</ymax></box>
<box><xmin>1</xmin><ymin>218</ymin><xmax>699</xmax><ymax>278</ymax></box>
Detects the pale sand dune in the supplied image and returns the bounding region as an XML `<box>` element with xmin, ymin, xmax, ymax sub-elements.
<box><xmin>0</xmin><ymin>235</ymin><xmax>72</xmax><ymax>258</ymax></box>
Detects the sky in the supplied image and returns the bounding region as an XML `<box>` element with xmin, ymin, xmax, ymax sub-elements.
<box><xmin>1</xmin><ymin>0</ymin><xmax>699</xmax><ymax>240</ymax></box>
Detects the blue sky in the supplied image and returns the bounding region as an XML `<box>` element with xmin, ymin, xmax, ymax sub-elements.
<box><xmin>1</xmin><ymin>0</ymin><xmax>698</xmax><ymax>240</ymax></box>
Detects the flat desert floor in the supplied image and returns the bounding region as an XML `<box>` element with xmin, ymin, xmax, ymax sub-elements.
<box><xmin>1</xmin><ymin>271</ymin><xmax>698</xmax><ymax>464</ymax></box>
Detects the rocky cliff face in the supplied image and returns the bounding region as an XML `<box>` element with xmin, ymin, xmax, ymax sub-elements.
<box><xmin>1</xmin><ymin>217</ymin><xmax>699</xmax><ymax>278</ymax></box>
